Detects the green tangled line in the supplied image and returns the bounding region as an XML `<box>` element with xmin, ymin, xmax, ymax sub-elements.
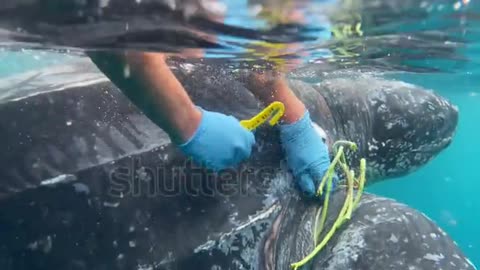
<box><xmin>291</xmin><ymin>140</ymin><xmax>367</xmax><ymax>270</ymax></box>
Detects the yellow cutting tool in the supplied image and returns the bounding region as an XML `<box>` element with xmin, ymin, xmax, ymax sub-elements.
<box><xmin>240</xmin><ymin>101</ymin><xmax>285</xmax><ymax>131</ymax></box>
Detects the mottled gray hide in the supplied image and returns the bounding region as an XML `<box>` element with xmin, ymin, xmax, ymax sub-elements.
<box><xmin>273</xmin><ymin>192</ymin><xmax>476</xmax><ymax>270</ymax></box>
<box><xmin>0</xmin><ymin>58</ymin><xmax>458</xmax><ymax>198</ymax></box>
<box><xmin>0</xmin><ymin>58</ymin><xmax>471</xmax><ymax>270</ymax></box>
<box><xmin>169</xmin><ymin>60</ymin><xmax>459</xmax><ymax>182</ymax></box>
<box><xmin>310</xmin><ymin>76</ymin><xmax>458</xmax><ymax>180</ymax></box>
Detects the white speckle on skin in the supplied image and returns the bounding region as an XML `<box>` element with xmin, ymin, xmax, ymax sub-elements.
<box><xmin>40</xmin><ymin>174</ymin><xmax>77</xmax><ymax>186</ymax></box>
<box><xmin>73</xmin><ymin>183</ymin><xmax>90</xmax><ymax>195</ymax></box>
<box><xmin>180</xmin><ymin>63</ymin><xmax>196</xmax><ymax>73</ymax></box>
<box><xmin>137</xmin><ymin>265</ymin><xmax>153</xmax><ymax>270</ymax></box>
<box><xmin>388</xmin><ymin>234</ymin><xmax>398</xmax><ymax>243</ymax></box>
<box><xmin>194</xmin><ymin>240</ymin><xmax>216</xmax><ymax>253</ymax></box>
<box><xmin>136</xmin><ymin>167</ymin><xmax>152</xmax><ymax>182</ymax></box>
<box><xmin>368</xmin><ymin>142</ymin><xmax>379</xmax><ymax>151</ymax></box>
<box><xmin>324</xmin><ymin>225</ymin><xmax>367</xmax><ymax>269</ymax></box>
<box><xmin>27</xmin><ymin>241</ymin><xmax>39</xmax><ymax>250</ymax></box>
<box><xmin>99</xmin><ymin>0</ymin><xmax>110</xmax><ymax>8</ymax></box>
<box><xmin>423</xmin><ymin>253</ymin><xmax>445</xmax><ymax>262</ymax></box>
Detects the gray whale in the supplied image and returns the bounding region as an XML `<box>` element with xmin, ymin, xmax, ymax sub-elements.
<box><xmin>0</xmin><ymin>58</ymin><xmax>473</xmax><ymax>270</ymax></box>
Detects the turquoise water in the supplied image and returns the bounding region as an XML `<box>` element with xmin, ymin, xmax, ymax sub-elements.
<box><xmin>0</xmin><ymin>50</ymin><xmax>74</xmax><ymax>78</ymax></box>
<box><xmin>369</xmin><ymin>69</ymin><xmax>480</xmax><ymax>266</ymax></box>
<box><xmin>367</xmin><ymin>4</ymin><xmax>480</xmax><ymax>266</ymax></box>
<box><xmin>368</xmin><ymin>43</ymin><xmax>480</xmax><ymax>265</ymax></box>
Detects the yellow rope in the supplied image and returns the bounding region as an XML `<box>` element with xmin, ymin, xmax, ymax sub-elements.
<box><xmin>240</xmin><ymin>103</ymin><xmax>367</xmax><ymax>269</ymax></box>
<box><xmin>291</xmin><ymin>141</ymin><xmax>367</xmax><ymax>270</ymax></box>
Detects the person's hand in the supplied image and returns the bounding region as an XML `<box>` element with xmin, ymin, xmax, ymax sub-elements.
<box><xmin>178</xmin><ymin>107</ymin><xmax>256</xmax><ymax>172</ymax></box>
<box><xmin>279</xmin><ymin>110</ymin><xmax>333</xmax><ymax>198</ymax></box>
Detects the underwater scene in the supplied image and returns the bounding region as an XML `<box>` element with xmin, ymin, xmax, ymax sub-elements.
<box><xmin>0</xmin><ymin>0</ymin><xmax>479</xmax><ymax>269</ymax></box>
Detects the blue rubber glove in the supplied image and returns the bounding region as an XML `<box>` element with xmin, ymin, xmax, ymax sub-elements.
<box><xmin>279</xmin><ymin>110</ymin><xmax>333</xmax><ymax>198</ymax></box>
<box><xmin>178</xmin><ymin>107</ymin><xmax>255</xmax><ymax>171</ymax></box>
